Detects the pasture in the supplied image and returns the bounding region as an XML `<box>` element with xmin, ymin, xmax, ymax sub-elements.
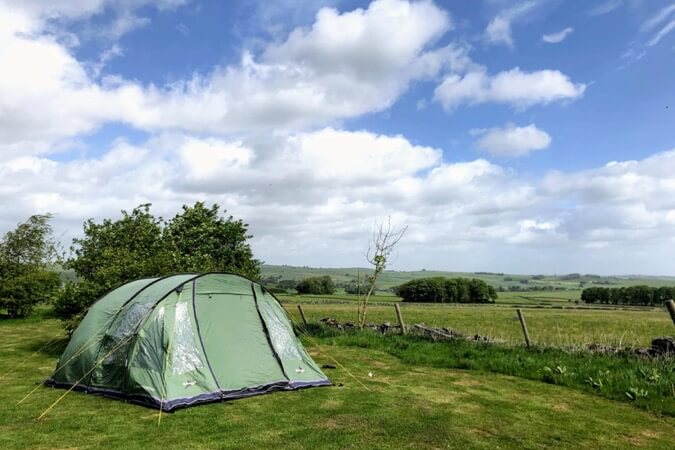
<box><xmin>279</xmin><ymin>293</ymin><xmax>672</xmax><ymax>348</ymax></box>
<box><xmin>1</xmin><ymin>316</ymin><xmax>674</xmax><ymax>449</ymax></box>
<box><xmin>262</xmin><ymin>264</ymin><xmax>675</xmax><ymax>291</ymax></box>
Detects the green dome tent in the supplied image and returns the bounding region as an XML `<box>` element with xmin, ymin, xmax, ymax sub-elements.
<box><xmin>47</xmin><ymin>273</ymin><xmax>330</xmax><ymax>411</ymax></box>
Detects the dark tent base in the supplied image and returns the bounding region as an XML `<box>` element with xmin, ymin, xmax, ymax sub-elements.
<box><xmin>45</xmin><ymin>378</ymin><xmax>332</xmax><ymax>412</ymax></box>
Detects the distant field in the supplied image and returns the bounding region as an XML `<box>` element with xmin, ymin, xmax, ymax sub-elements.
<box><xmin>278</xmin><ymin>289</ymin><xmax>662</xmax><ymax>311</ymax></box>
<box><xmin>278</xmin><ymin>289</ymin><xmax>587</xmax><ymax>306</ymax></box>
<box><xmin>262</xmin><ymin>264</ymin><xmax>675</xmax><ymax>291</ymax></box>
<box><xmin>279</xmin><ymin>298</ymin><xmax>672</xmax><ymax>348</ymax></box>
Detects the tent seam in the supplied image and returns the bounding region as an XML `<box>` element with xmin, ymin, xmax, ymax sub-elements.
<box><xmin>251</xmin><ymin>283</ymin><xmax>291</xmax><ymax>382</ymax></box>
<box><xmin>190</xmin><ymin>278</ymin><xmax>223</xmax><ymax>393</ymax></box>
<box><xmin>120</xmin><ymin>274</ymin><xmax>204</xmax><ymax>396</ymax></box>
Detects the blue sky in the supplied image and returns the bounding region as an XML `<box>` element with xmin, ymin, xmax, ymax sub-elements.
<box><xmin>1</xmin><ymin>0</ymin><xmax>674</xmax><ymax>274</ymax></box>
<box><xmin>71</xmin><ymin>0</ymin><xmax>675</xmax><ymax>170</ymax></box>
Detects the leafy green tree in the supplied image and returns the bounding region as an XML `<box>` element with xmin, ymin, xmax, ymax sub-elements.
<box><xmin>0</xmin><ymin>214</ymin><xmax>61</xmax><ymax>318</ymax></box>
<box><xmin>54</xmin><ymin>202</ymin><xmax>260</xmax><ymax>329</ymax></box>
<box><xmin>66</xmin><ymin>203</ymin><xmax>168</xmax><ymax>292</ymax></box>
<box><xmin>344</xmin><ymin>280</ymin><xmax>369</xmax><ymax>295</ymax></box>
<box><xmin>164</xmin><ymin>202</ymin><xmax>259</xmax><ymax>279</ymax></box>
<box><xmin>394</xmin><ymin>277</ymin><xmax>496</xmax><ymax>304</ymax></box>
<box><xmin>296</xmin><ymin>276</ymin><xmax>336</xmax><ymax>295</ymax></box>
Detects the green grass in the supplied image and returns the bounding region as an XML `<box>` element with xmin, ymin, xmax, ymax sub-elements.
<box><xmin>282</xmin><ymin>301</ymin><xmax>673</xmax><ymax>348</ymax></box>
<box><xmin>1</xmin><ymin>317</ymin><xmax>675</xmax><ymax>449</ymax></box>
<box><xmin>306</xmin><ymin>325</ymin><xmax>675</xmax><ymax>416</ymax></box>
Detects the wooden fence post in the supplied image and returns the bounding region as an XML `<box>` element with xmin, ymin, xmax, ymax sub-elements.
<box><xmin>516</xmin><ymin>309</ymin><xmax>531</xmax><ymax>348</ymax></box>
<box><xmin>666</xmin><ymin>300</ymin><xmax>675</xmax><ymax>327</ymax></box>
<box><xmin>297</xmin><ymin>304</ymin><xmax>308</xmax><ymax>327</ymax></box>
<box><xmin>394</xmin><ymin>303</ymin><xmax>406</xmax><ymax>335</ymax></box>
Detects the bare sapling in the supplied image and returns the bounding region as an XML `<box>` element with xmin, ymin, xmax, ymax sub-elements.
<box><xmin>357</xmin><ymin>217</ymin><xmax>407</xmax><ymax>329</ymax></box>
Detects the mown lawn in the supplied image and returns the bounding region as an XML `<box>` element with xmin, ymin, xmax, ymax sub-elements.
<box><xmin>1</xmin><ymin>318</ymin><xmax>675</xmax><ymax>449</ymax></box>
<box><xmin>282</xmin><ymin>301</ymin><xmax>673</xmax><ymax>348</ymax></box>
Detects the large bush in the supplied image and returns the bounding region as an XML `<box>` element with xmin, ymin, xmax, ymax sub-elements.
<box><xmin>0</xmin><ymin>215</ymin><xmax>61</xmax><ymax>318</ymax></box>
<box><xmin>163</xmin><ymin>202</ymin><xmax>259</xmax><ymax>276</ymax></box>
<box><xmin>295</xmin><ymin>276</ymin><xmax>336</xmax><ymax>295</ymax></box>
<box><xmin>53</xmin><ymin>202</ymin><xmax>260</xmax><ymax>328</ymax></box>
<box><xmin>344</xmin><ymin>281</ymin><xmax>370</xmax><ymax>295</ymax></box>
<box><xmin>394</xmin><ymin>277</ymin><xmax>497</xmax><ymax>303</ymax></box>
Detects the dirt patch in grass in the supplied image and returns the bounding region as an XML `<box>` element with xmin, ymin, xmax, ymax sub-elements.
<box><xmin>319</xmin><ymin>418</ymin><xmax>340</xmax><ymax>430</ymax></box>
<box><xmin>406</xmin><ymin>385</ymin><xmax>467</xmax><ymax>405</ymax></box>
<box><xmin>453</xmin><ymin>378</ymin><xmax>483</xmax><ymax>387</ymax></box>
<box><xmin>624</xmin><ymin>429</ymin><xmax>662</xmax><ymax>446</ymax></box>
<box><xmin>320</xmin><ymin>399</ymin><xmax>343</xmax><ymax>409</ymax></box>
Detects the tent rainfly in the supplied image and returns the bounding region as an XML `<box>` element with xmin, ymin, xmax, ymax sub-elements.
<box><xmin>47</xmin><ymin>273</ymin><xmax>330</xmax><ymax>411</ymax></box>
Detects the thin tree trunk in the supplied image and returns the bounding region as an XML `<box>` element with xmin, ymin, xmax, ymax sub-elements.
<box><xmin>360</xmin><ymin>280</ymin><xmax>377</xmax><ymax>328</ymax></box>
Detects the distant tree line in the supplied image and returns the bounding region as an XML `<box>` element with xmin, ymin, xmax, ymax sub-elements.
<box><xmin>581</xmin><ymin>286</ymin><xmax>675</xmax><ymax>306</ymax></box>
<box><xmin>343</xmin><ymin>281</ymin><xmax>370</xmax><ymax>295</ymax></box>
<box><xmin>295</xmin><ymin>276</ymin><xmax>336</xmax><ymax>295</ymax></box>
<box><xmin>262</xmin><ymin>275</ymin><xmax>373</xmax><ymax>296</ymax></box>
<box><xmin>498</xmin><ymin>285</ymin><xmax>571</xmax><ymax>292</ymax></box>
<box><xmin>394</xmin><ymin>277</ymin><xmax>497</xmax><ymax>303</ymax></box>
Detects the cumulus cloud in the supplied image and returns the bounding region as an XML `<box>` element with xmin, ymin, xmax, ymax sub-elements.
<box><xmin>0</xmin><ymin>128</ymin><xmax>534</xmax><ymax>264</ymax></box>
<box><xmin>484</xmin><ymin>1</ymin><xmax>538</xmax><ymax>48</ymax></box>
<box><xmin>4</xmin><ymin>0</ymin><xmax>667</xmax><ymax>273</ymax></box>
<box><xmin>542</xmin><ymin>27</ymin><xmax>573</xmax><ymax>44</ymax></box>
<box><xmin>472</xmin><ymin>123</ymin><xmax>551</xmax><ymax>157</ymax></box>
<box><xmin>540</xmin><ymin>150</ymin><xmax>675</xmax><ymax>253</ymax></box>
<box><xmin>0</xmin><ymin>0</ymin><xmax>457</xmax><ymax>155</ymax></box>
<box><xmin>434</xmin><ymin>67</ymin><xmax>586</xmax><ymax>110</ymax></box>
<box><xmin>2</xmin><ymin>128</ymin><xmax>675</xmax><ymax>273</ymax></box>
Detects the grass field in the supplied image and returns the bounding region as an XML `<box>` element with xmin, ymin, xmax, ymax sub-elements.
<box><xmin>278</xmin><ymin>289</ymin><xmax>640</xmax><ymax>307</ymax></box>
<box><xmin>279</xmin><ymin>298</ymin><xmax>672</xmax><ymax>348</ymax></box>
<box><xmin>1</xmin><ymin>317</ymin><xmax>674</xmax><ymax>449</ymax></box>
<box><xmin>262</xmin><ymin>264</ymin><xmax>675</xmax><ymax>291</ymax></box>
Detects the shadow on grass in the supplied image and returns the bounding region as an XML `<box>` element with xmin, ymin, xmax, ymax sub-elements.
<box><xmin>25</xmin><ymin>337</ymin><xmax>69</xmax><ymax>357</ymax></box>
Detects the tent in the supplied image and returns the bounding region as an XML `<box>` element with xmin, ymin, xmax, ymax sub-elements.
<box><xmin>47</xmin><ymin>273</ymin><xmax>330</xmax><ymax>411</ymax></box>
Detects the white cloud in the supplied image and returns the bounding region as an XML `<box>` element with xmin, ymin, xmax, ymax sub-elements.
<box><xmin>4</xmin><ymin>0</ymin><xmax>672</xmax><ymax>273</ymax></box>
<box><xmin>484</xmin><ymin>1</ymin><xmax>538</xmax><ymax>48</ymax></box>
<box><xmin>473</xmin><ymin>123</ymin><xmax>551</xmax><ymax>157</ymax></box>
<box><xmin>508</xmin><ymin>219</ymin><xmax>560</xmax><ymax>244</ymax></box>
<box><xmin>434</xmin><ymin>67</ymin><xmax>586</xmax><ymax>110</ymax></box>
<box><xmin>179</xmin><ymin>138</ymin><xmax>252</xmax><ymax>179</ymax></box>
<box><xmin>641</xmin><ymin>3</ymin><xmax>675</xmax><ymax>31</ymax></box>
<box><xmin>0</xmin><ymin>128</ymin><xmax>534</xmax><ymax>266</ymax></box>
<box><xmin>619</xmin><ymin>3</ymin><xmax>675</xmax><ymax>61</ymax></box>
<box><xmin>0</xmin><ymin>0</ymin><xmax>456</xmax><ymax>154</ymax></box>
<box><xmin>3</xmin><ymin>128</ymin><xmax>675</xmax><ymax>273</ymax></box>
<box><xmin>105</xmin><ymin>11</ymin><xmax>151</xmax><ymax>40</ymax></box>
<box><xmin>646</xmin><ymin>19</ymin><xmax>675</xmax><ymax>47</ymax></box>
<box><xmin>586</xmin><ymin>0</ymin><xmax>622</xmax><ymax>17</ymax></box>
<box><xmin>176</xmin><ymin>23</ymin><xmax>189</xmax><ymax>36</ymax></box>
<box><xmin>642</xmin><ymin>3</ymin><xmax>675</xmax><ymax>47</ymax></box>
<box><xmin>0</xmin><ymin>0</ymin><xmax>585</xmax><ymax>160</ymax></box>
<box><xmin>542</xmin><ymin>27</ymin><xmax>573</xmax><ymax>44</ymax></box>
